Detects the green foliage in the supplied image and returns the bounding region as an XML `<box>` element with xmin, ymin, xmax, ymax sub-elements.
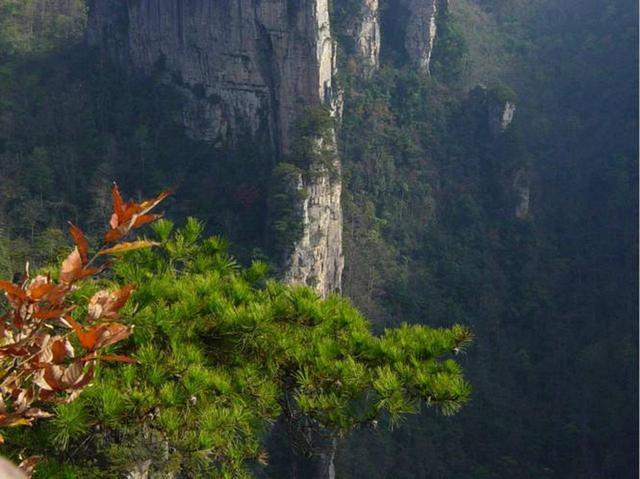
<box><xmin>0</xmin><ymin>0</ymin><xmax>86</xmax><ymax>58</ymax></box>
<box><xmin>330</xmin><ymin>0</ymin><xmax>365</xmax><ymax>53</ymax></box>
<box><xmin>487</xmin><ymin>81</ymin><xmax>517</xmax><ymax>103</ymax></box>
<box><xmin>0</xmin><ymin>1</ymin><xmax>635</xmax><ymax>477</ymax></box>
<box><xmin>288</xmin><ymin>106</ymin><xmax>337</xmax><ymax>172</ymax></box>
<box><xmin>268</xmin><ymin>162</ymin><xmax>305</xmax><ymax>259</ymax></box>
<box><xmin>267</xmin><ymin>106</ymin><xmax>339</xmax><ymax>262</ymax></box>
<box><xmin>10</xmin><ymin>220</ymin><xmax>471</xmax><ymax>477</ymax></box>
<box><xmin>430</xmin><ymin>2</ymin><xmax>469</xmax><ymax>85</ymax></box>
<box><xmin>49</xmin><ymin>402</ymin><xmax>90</xmax><ymax>451</ymax></box>
<box><xmin>337</xmin><ymin>1</ymin><xmax>637</xmax><ymax>478</ymax></box>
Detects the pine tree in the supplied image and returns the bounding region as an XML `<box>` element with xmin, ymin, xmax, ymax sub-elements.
<box><xmin>6</xmin><ymin>217</ymin><xmax>472</xmax><ymax>478</ymax></box>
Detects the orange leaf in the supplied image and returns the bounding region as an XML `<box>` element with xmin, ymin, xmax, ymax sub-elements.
<box><xmin>50</xmin><ymin>339</ymin><xmax>70</xmax><ymax>364</ymax></box>
<box><xmin>132</xmin><ymin>213</ymin><xmax>162</xmax><ymax>229</ymax></box>
<box><xmin>0</xmin><ymin>280</ymin><xmax>26</xmax><ymax>300</ymax></box>
<box><xmin>82</xmin><ymin>353</ymin><xmax>137</xmax><ymax>363</ymax></box>
<box><xmin>139</xmin><ymin>188</ymin><xmax>172</xmax><ymax>213</ymax></box>
<box><xmin>94</xmin><ymin>323</ymin><xmax>132</xmax><ymax>349</ymax></box>
<box><xmin>66</xmin><ymin>316</ymin><xmax>98</xmax><ymax>351</ymax></box>
<box><xmin>68</xmin><ymin>222</ymin><xmax>90</xmax><ymax>264</ymax></box>
<box><xmin>59</xmin><ymin>248</ymin><xmax>82</xmax><ymax>284</ymax></box>
<box><xmin>105</xmin><ymin>186</ymin><xmax>170</xmax><ymax>242</ymax></box>
<box><xmin>0</xmin><ymin>344</ymin><xmax>29</xmax><ymax>357</ymax></box>
<box><xmin>27</xmin><ymin>282</ymin><xmax>55</xmax><ymax>301</ymax></box>
<box><xmin>32</xmin><ymin>308</ymin><xmax>69</xmax><ymax>320</ymax></box>
<box><xmin>100</xmin><ymin>354</ymin><xmax>137</xmax><ymax>363</ymax></box>
<box><xmin>109</xmin><ymin>284</ymin><xmax>135</xmax><ymax>314</ymax></box>
<box><xmin>18</xmin><ymin>456</ymin><xmax>42</xmax><ymax>476</ymax></box>
<box><xmin>87</xmin><ymin>285</ymin><xmax>134</xmax><ymax>321</ymax></box>
<box><xmin>97</xmin><ymin>241</ymin><xmax>159</xmax><ymax>256</ymax></box>
<box><xmin>104</xmin><ymin>224</ymin><xmax>128</xmax><ymax>243</ymax></box>
<box><xmin>41</xmin><ymin>365</ymin><xmax>63</xmax><ymax>391</ymax></box>
<box><xmin>111</xmin><ymin>182</ymin><xmax>125</xmax><ymax>227</ymax></box>
<box><xmin>1</xmin><ymin>416</ymin><xmax>32</xmax><ymax>427</ymax></box>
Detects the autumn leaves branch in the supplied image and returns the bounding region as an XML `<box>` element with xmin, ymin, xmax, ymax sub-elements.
<box><xmin>0</xmin><ymin>183</ymin><xmax>170</xmax><ymax>451</ymax></box>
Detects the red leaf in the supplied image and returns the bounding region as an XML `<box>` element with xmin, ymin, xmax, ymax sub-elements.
<box><xmin>111</xmin><ymin>182</ymin><xmax>125</xmax><ymax>226</ymax></box>
<box><xmin>32</xmin><ymin>308</ymin><xmax>69</xmax><ymax>320</ymax></box>
<box><xmin>0</xmin><ymin>280</ymin><xmax>26</xmax><ymax>300</ymax></box>
<box><xmin>38</xmin><ymin>362</ymin><xmax>94</xmax><ymax>392</ymax></box>
<box><xmin>25</xmin><ymin>275</ymin><xmax>54</xmax><ymax>302</ymax></box>
<box><xmin>68</xmin><ymin>223</ymin><xmax>90</xmax><ymax>264</ymax></box>
<box><xmin>27</xmin><ymin>283</ymin><xmax>55</xmax><ymax>301</ymax></box>
<box><xmin>104</xmin><ymin>185</ymin><xmax>170</xmax><ymax>242</ymax></box>
<box><xmin>139</xmin><ymin>188</ymin><xmax>172</xmax><ymax>213</ymax></box>
<box><xmin>132</xmin><ymin>213</ymin><xmax>162</xmax><ymax>229</ymax></box>
<box><xmin>0</xmin><ymin>344</ymin><xmax>29</xmax><ymax>358</ymax></box>
<box><xmin>76</xmin><ymin>267</ymin><xmax>102</xmax><ymax>281</ymax></box>
<box><xmin>104</xmin><ymin>224</ymin><xmax>128</xmax><ymax>243</ymax></box>
<box><xmin>87</xmin><ymin>285</ymin><xmax>134</xmax><ymax>322</ymax></box>
<box><xmin>59</xmin><ymin>248</ymin><xmax>82</xmax><ymax>284</ymax></box>
<box><xmin>18</xmin><ymin>455</ymin><xmax>42</xmax><ymax>476</ymax></box>
<box><xmin>82</xmin><ymin>353</ymin><xmax>137</xmax><ymax>363</ymax></box>
<box><xmin>66</xmin><ymin>316</ymin><xmax>131</xmax><ymax>352</ymax></box>
<box><xmin>95</xmin><ymin>323</ymin><xmax>132</xmax><ymax>349</ymax></box>
<box><xmin>109</xmin><ymin>213</ymin><xmax>119</xmax><ymax>230</ymax></box>
<box><xmin>42</xmin><ymin>365</ymin><xmax>63</xmax><ymax>391</ymax></box>
<box><xmin>0</xmin><ymin>414</ymin><xmax>32</xmax><ymax>428</ymax></box>
<box><xmin>66</xmin><ymin>316</ymin><xmax>98</xmax><ymax>351</ymax></box>
<box><xmin>50</xmin><ymin>339</ymin><xmax>70</xmax><ymax>364</ymax></box>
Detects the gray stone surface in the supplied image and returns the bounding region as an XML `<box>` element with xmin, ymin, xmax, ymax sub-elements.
<box><xmin>88</xmin><ymin>0</ymin><xmax>344</xmax><ymax>295</ymax></box>
<box><xmin>402</xmin><ymin>0</ymin><xmax>440</xmax><ymax>74</ymax></box>
<box><xmin>283</xmin><ymin>142</ymin><xmax>344</xmax><ymax>297</ymax></box>
<box><xmin>342</xmin><ymin>0</ymin><xmax>380</xmax><ymax>75</ymax></box>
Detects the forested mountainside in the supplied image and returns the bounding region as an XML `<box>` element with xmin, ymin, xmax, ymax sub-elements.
<box><xmin>0</xmin><ymin>0</ymin><xmax>637</xmax><ymax>478</ymax></box>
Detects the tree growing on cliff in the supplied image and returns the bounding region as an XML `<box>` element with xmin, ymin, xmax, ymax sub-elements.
<box><xmin>0</xmin><ymin>183</ymin><xmax>169</xmax><ymax>476</ymax></box>
<box><xmin>5</xmin><ymin>214</ymin><xmax>472</xmax><ymax>478</ymax></box>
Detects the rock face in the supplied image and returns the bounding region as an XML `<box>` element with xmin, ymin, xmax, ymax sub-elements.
<box><xmin>283</xmin><ymin>144</ymin><xmax>344</xmax><ymax>297</ymax></box>
<box><xmin>341</xmin><ymin>0</ymin><xmax>380</xmax><ymax>75</ymax></box>
<box><xmin>402</xmin><ymin>0</ymin><xmax>441</xmax><ymax>74</ymax></box>
<box><xmin>354</xmin><ymin>0</ymin><xmax>380</xmax><ymax>73</ymax></box>
<box><xmin>468</xmin><ymin>84</ymin><xmax>517</xmax><ymax>136</ymax></box>
<box><xmin>489</xmin><ymin>100</ymin><xmax>516</xmax><ymax>136</ymax></box>
<box><xmin>88</xmin><ymin>0</ymin><xmax>339</xmax><ymax>152</ymax></box>
<box><xmin>88</xmin><ymin>0</ymin><xmax>344</xmax><ymax>296</ymax></box>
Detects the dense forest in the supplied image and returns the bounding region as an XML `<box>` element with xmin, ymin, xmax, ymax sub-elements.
<box><xmin>0</xmin><ymin>0</ymin><xmax>637</xmax><ymax>478</ymax></box>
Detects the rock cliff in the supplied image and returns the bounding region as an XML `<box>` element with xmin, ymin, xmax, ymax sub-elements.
<box><xmin>401</xmin><ymin>0</ymin><xmax>441</xmax><ymax>74</ymax></box>
<box><xmin>283</xmin><ymin>139</ymin><xmax>343</xmax><ymax>297</ymax></box>
<box><xmin>339</xmin><ymin>0</ymin><xmax>380</xmax><ymax>75</ymax></box>
<box><xmin>489</xmin><ymin>100</ymin><xmax>516</xmax><ymax>136</ymax></box>
<box><xmin>88</xmin><ymin>0</ymin><xmax>339</xmax><ymax>151</ymax></box>
<box><xmin>88</xmin><ymin>0</ymin><xmax>344</xmax><ymax>296</ymax></box>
